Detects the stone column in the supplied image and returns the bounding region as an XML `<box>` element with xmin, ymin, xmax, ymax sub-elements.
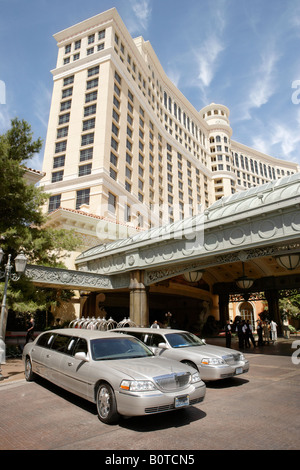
<box><xmin>265</xmin><ymin>290</ymin><xmax>282</xmax><ymax>336</ymax></box>
<box><xmin>218</xmin><ymin>292</ymin><xmax>230</xmax><ymax>327</ymax></box>
<box><xmin>129</xmin><ymin>270</ymin><xmax>149</xmax><ymax>326</ymax></box>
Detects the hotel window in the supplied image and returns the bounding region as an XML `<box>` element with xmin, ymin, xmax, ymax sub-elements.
<box><xmin>73</xmin><ymin>53</ymin><xmax>80</xmax><ymax>61</ymax></box>
<box><xmin>85</xmin><ymin>91</ymin><xmax>97</xmax><ymax>103</ymax></box>
<box><xmin>48</xmin><ymin>194</ymin><xmax>61</xmax><ymax>213</ymax></box>
<box><xmin>78</xmin><ymin>163</ymin><xmax>92</xmax><ymax>177</ymax></box>
<box><xmin>65</xmin><ymin>44</ymin><xmax>71</xmax><ymax>54</ymax></box>
<box><xmin>74</xmin><ymin>40</ymin><xmax>81</xmax><ymax>50</ymax></box>
<box><xmin>88</xmin><ymin>65</ymin><xmax>99</xmax><ymax>77</ymax></box>
<box><xmin>97</xmin><ymin>43</ymin><xmax>104</xmax><ymax>51</ymax></box>
<box><xmin>82</xmin><ymin>118</ymin><xmax>95</xmax><ymax>131</ymax></box>
<box><xmin>125</xmin><ymin>167</ymin><xmax>132</xmax><ymax>179</ymax></box>
<box><xmin>114</xmin><ymin>71</ymin><xmax>121</xmax><ymax>85</ymax></box>
<box><xmin>58</xmin><ymin>113</ymin><xmax>70</xmax><ymax>125</ymax></box>
<box><xmin>51</xmin><ymin>170</ymin><xmax>64</xmax><ymax>183</ymax></box>
<box><xmin>76</xmin><ymin>189</ymin><xmax>90</xmax><ymax>209</ymax></box>
<box><xmin>87</xmin><ymin>47</ymin><xmax>94</xmax><ymax>56</ymax></box>
<box><xmin>63</xmin><ymin>75</ymin><xmax>74</xmax><ymax>86</ymax></box>
<box><xmin>125</xmin><ymin>181</ymin><xmax>131</xmax><ymax>192</ymax></box>
<box><xmin>55</xmin><ymin>141</ymin><xmax>67</xmax><ymax>153</ymax></box>
<box><xmin>53</xmin><ymin>155</ymin><xmax>65</xmax><ymax>168</ymax></box>
<box><xmin>98</xmin><ymin>30</ymin><xmax>105</xmax><ymax>40</ymax></box>
<box><xmin>62</xmin><ymin>87</ymin><xmax>72</xmax><ymax>99</ymax></box>
<box><xmin>88</xmin><ymin>34</ymin><xmax>95</xmax><ymax>44</ymax></box>
<box><xmin>108</xmin><ymin>192</ymin><xmax>116</xmax><ymax>213</ymax></box>
<box><xmin>81</xmin><ymin>133</ymin><xmax>94</xmax><ymax>146</ymax></box>
<box><xmin>80</xmin><ymin>148</ymin><xmax>93</xmax><ymax>162</ymax></box>
<box><xmin>84</xmin><ymin>104</ymin><xmax>96</xmax><ymax>116</ymax></box>
<box><xmin>112</xmin><ymin>123</ymin><xmax>119</xmax><ymax>137</ymax></box>
<box><xmin>125</xmin><ymin>205</ymin><xmax>131</xmax><ymax>222</ymax></box>
<box><xmin>110</xmin><ymin>167</ymin><xmax>117</xmax><ymax>180</ymax></box>
<box><xmin>60</xmin><ymin>100</ymin><xmax>71</xmax><ymax>111</ymax></box>
<box><xmin>110</xmin><ymin>152</ymin><xmax>118</xmax><ymax>167</ymax></box>
<box><xmin>111</xmin><ymin>137</ymin><xmax>119</xmax><ymax>151</ymax></box>
<box><xmin>57</xmin><ymin>127</ymin><xmax>68</xmax><ymax>139</ymax></box>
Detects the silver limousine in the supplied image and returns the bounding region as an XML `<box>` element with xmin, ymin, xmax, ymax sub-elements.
<box><xmin>114</xmin><ymin>328</ymin><xmax>249</xmax><ymax>381</ymax></box>
<box><xmin>23</xmin><ymin>328</ymin><xmax>206</xmax><ymax>424</ymax></box>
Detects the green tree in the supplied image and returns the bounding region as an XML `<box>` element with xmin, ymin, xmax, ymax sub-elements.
<box><xmin>0</xmin><ymin>118</ymin><xmax>81</xmax><ymax>317</ymax></box>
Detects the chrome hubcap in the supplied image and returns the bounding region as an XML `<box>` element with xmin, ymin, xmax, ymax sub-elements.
<box><xmin>98</xmin><ymin>387</ymin><xmax>110</xmax><ymax>418</ymax></box>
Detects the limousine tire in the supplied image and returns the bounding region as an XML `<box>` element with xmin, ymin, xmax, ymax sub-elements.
<box><xmin>25</xmin><ymin>356</ymin><xmax>35</xmax><ymax>382</ymax></box>
<box><xmin>96</xmin><ymin>382</ymin><xmax>120</xmax><ymax>424</ymax></box>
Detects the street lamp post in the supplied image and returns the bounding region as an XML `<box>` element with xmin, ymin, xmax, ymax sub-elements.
<box><xmin>0</xmin><ymin>248</ymin><xmax>27</xmax><ymax>380</ymax></box>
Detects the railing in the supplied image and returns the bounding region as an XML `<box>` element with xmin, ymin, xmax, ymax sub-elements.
<box><xmin>69</xmin><ymin>316</ymin><xmax>136</xmax><ymax>330</ymax></box>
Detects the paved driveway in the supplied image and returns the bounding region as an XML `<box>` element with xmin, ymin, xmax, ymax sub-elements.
<box><xmin>0</xmin><ymin>345</ymin><xmax>299</xmax><ymax>452</ymax></box>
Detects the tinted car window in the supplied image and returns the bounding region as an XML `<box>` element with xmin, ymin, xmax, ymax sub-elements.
<box><xmin>150</xmin><ymin>334</ymin><xmax>165</xmax><ymax>347</ymax></box>
<box><xmin>73</xmin><ymin>338</ymin><xmax>88</xmax><ymax>355</ymax></box>
<box><xmin>51</xmin><ymin>334</ymin><xmax>72</xmax><ymax>353</ymax></box>
<box><xmin>36</xmin><ymin>332</ymin><xmax>56</xmax><ymax>348</ymax></box>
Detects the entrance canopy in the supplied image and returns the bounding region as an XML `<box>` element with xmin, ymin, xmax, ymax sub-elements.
<box><xmin>73</xmin><ymin>173</ymin><xmax>300</xmax><ymax>289</ymax></box>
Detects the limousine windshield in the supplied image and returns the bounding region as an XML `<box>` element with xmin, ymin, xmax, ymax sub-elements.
<box><xmin>91</xmin><ymin>337</ymin><xmax>154</xmax><ymax>361</ymax></box>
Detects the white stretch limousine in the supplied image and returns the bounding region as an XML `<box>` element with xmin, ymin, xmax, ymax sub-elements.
<box><xmin>23</xmin><ymin>328</ymin><xmax>206</xmax><ymax>424</ymax></box>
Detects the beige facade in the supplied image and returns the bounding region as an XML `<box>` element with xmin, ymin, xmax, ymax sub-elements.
<box><xmin>42</xmin><ymin>7</ymin><xmax>299</xmax><ymax>256</ymax></box>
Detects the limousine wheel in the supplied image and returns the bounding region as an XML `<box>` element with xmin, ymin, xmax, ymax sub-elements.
<box><xmin>96</xmin><ymin>383</ymin><xmax>120</xmax><ymax>424</ymax></box>
<box><xmin>25</xmin><ymin>357</ymin><xmax>35</xmax><ymax>382</ymax></box>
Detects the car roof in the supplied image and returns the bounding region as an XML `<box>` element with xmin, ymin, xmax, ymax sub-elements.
<box><xmin>43</xmin><ymin>328</ymin><xmax>133</xmax><ymax>340</ymax></box>
<box><xmin>114</xmin><ymin>327</ymin><xmax>186</xmax><ymax>335</ymax></box>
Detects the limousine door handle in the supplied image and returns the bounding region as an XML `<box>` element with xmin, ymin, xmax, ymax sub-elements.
<box><xmin>67</xmin><ymin>362</ymin><xmax>73</xmax><ymax>367</ymax></box>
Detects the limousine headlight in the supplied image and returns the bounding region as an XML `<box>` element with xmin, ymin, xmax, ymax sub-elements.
<box><xmin>120</xmin><ymin>380</ymin><xmax>157</xmax><ymax>392</ymax></box>
<box><xmin>201</xmin><ymin>357</ymin><xmax>225</xmax><ymax>365</ymax></box>
<box><xmin>191</xmin><ymin>371</ymin><xmax>202</xmax><ymax>383</ymax></box>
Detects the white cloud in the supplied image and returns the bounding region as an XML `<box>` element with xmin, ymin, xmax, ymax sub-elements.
<box><xmin>127</xmin><ymin>0</ymin><xmax>152</xmax><ymax>34</ymax></box>
<box><xmin>195</xmin><ymin>36</ymin><xmax>225</xmax><ymax>88</ymax></box>
<box><xmin>252</xmin><ymin>109</ymin><xmax>300</xmax><ymax>162</ymax></box>
<box><xmin>248</xmin><ymin>51</ymin><xmax>279</xmax><ymax>109</ymax></box>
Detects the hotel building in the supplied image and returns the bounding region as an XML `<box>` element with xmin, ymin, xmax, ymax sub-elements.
<box><xmin>40</xmin><ymin>8</ymin><xmax>300</xmax><ymax>326</ymax></box>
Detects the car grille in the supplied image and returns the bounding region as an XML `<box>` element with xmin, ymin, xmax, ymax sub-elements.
<box><xmin>222</xmin><ymin>353</ymin><xmax>241</xmax><ymax>365</ymax></box>
<box><xmin>145</xmin><ymin>396</ymin><xmax>204</xmax><ymax>414</ymax></box>
<box><xmin>154</xmin><ymin>372</ymin><xmax>191</xmax><ymax>391</ymax></box>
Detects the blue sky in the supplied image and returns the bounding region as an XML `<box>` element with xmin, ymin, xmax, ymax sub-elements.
<box><xmin>1</xmin><ymin>0</ymin><xmax>300</xmax><ymax>170</ymax></box>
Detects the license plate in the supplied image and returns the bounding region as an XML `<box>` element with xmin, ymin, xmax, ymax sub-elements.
<box><xmin>175</xmin><ymin>395</ymin><xmax>189</xmax><ymax>408</ymax></box>
<box><xmin>235</xmin><ymin>367</ymin><xmax>243</xmax><ymax>375</ymax></box>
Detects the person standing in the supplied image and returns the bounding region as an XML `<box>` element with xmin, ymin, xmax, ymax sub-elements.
<box><xmin>151</xmin><ymin>320</ymin><xmax>159</xmax><ymax>329</ymax></box>
<box><xmin>225</xmin><ymin>320</ymin><xmax>232</xmax><ymax>348</ymax></box>
<box><xmin>270</xmin><ymin>320</ymin><xmax>278</xmax><ymax>343</ymax></box>
<box><xmin>257</xmin><ymin>320</ymin><xmax>263</xmax><ymax>346</ymax></box>
<box><xmin>246</xmin><ymin>320</ymin><xmax>256</xmax><ymax>347</ymax></box>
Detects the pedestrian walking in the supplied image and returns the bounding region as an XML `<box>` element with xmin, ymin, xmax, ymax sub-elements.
<box><xmin>25</xmin><ymin>316</ymin><xmax>35</xmax><ymax>344</ymax></box>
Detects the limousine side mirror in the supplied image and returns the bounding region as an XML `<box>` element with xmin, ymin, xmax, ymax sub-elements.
<box><xmin>75</xmin><ymin>351</ymin><xmax>89</xmax><ymax>362</ymax></box>
<box><xmin>158</xmin><ymin>342</ymin><xmax>168</xmax><ymax>349</ymax></box>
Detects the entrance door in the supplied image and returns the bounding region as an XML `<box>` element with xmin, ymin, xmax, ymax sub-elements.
<box><xmin>239</xmin><ymin>301</ymin><xmax>255</xmax><ymax>329</ymax></box>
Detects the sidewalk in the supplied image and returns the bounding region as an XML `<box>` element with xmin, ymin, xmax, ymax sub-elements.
<box><xmin>0</xmin><ymin>358</ymin><xmax>25</xmax><ymax>384</ymax></box>
<box><xmin>1</xmin><ymin>335</ymin><xmax>298</xmax><ymax>386</ymax></box>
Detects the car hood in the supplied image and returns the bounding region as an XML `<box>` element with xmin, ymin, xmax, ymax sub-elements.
<box><xmin>172</xmin><ymin>344</ymin><xmax>241</xmax><ymax>359</ymax></box>
<box><xmin>105</xmin><ymin>356</ymin><xmax>193</xmax><ymax>380</ymax></box>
